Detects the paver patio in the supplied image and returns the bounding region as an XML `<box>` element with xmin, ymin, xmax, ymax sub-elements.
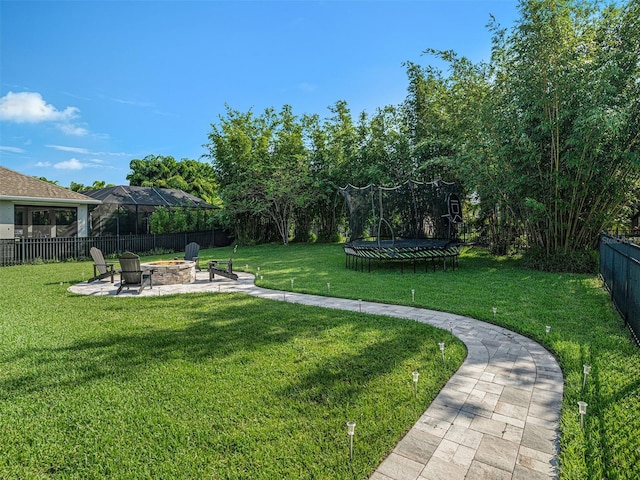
<box><xmin>70</xmin><ymin>271</ymin><xmax>563</xmax><ymax>479</ymax></box>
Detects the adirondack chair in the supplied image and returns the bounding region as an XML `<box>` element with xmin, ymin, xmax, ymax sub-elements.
<box><xmin>184</xmin><ymin>242</ymin><xmax>201</xmax><ymax>271</ymax></box>
<box><xmin>209</xmin><ymin>244</ymin><xmax>238</xmax><ymax>281</ymax></box>
<box><xmin>116</xmin><ymin>252</ymin><xmax>154</xmax><ymax>295</ymax></box>
<box><xmin>88</xmin><ymin>247</ymin><xmax>116</xmax><ymax>283</ymax></box>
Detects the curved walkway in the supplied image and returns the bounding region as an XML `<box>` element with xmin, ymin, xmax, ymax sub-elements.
<box><xmin>70</xmin><ymin>272</ymin><xmax>563</xmax><ymax>480</ymax></box>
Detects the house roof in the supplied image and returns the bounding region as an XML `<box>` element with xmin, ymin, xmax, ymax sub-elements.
<box><xmin>0</xmin><ymin>166</ymin><xmax>100</xmax><ymax>204</ymax></box>
<box><xmin>83</xmin><ymin>185</ymin><xmax>214</xmax><ymax>209</ymax></box>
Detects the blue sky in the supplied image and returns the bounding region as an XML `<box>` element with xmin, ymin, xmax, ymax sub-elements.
<box><xmin>0</xmin><ymin>1</ymin><xmax>520</xmax><ymax>188</ymax></box>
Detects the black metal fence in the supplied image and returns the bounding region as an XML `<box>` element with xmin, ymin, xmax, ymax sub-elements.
<box><xmin>599</xmin><ymin>233</ymin><xmax>640</xmax><ymax>345</ymax></box>
<box><xmin>0</xmin><ymin>230</ymin><xmax>232</xmax><ymax>267</ymax></box>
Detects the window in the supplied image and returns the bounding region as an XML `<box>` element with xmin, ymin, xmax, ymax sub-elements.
<box><xmin>14</xmin><ymin>205</ymin><xmax>78</xmax><ymax>238</ymax></box>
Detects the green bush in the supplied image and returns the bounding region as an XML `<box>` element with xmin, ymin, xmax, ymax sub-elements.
<box><xmin>521</xmin><ymin>246</ymin><xmax>598</xmax><ymax>273</ymax></box>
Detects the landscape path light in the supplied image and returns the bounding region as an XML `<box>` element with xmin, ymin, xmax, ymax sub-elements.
<box><xmin>546</xmin><ymin>325</ymin><xmax>551</xmax><ymax>335</ymax></box>
<box><xmin>411</xmin><ymin>289</ymin><xmax>415</xmax><ymax>303</ymax></box>
<box><xmin>327</xmin><ymin>282</ymin><xmax>331</xmax><ymax>294</ymax></box>
<box><xmin>346</xmin><ymin>421</ymin><xmax>356</xmax><ymax>461</ymax></box>
<box><xmin>291</xmin><ymin>278</ymin><xmax>294</xmax><ymax>289</ymax></box>
<box><xmin>412</xmin><ymin>371</ymin><xmax>419</xmax><ymax>397</ymax></box>
<box><xmin>578</xmin><ymin>401</ymin><xmax>588</xmax><ymax>429</ymax></box>
<box><xmin>583</xmin><ymin>364</ymin><xmax>591</xmax><ymax>390</ymax></box>
<box><xmin>492</xmin><ymin>307</ymin><xmax>497</xmax><ymax>317</ymax></box>
<box><xmin>439</xmin><ymin>342</ymin><xmax>445</xmax><ymax>362</ymax></box>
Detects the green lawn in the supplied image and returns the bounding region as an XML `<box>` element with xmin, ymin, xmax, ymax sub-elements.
<box><xmin>0</xmin><ymin>252</ymin><xmax>464</xmax><ymax>479</ymax></box>
<box><xmin>1</xmin><ymin>243</ymin><xmax>638</xmax><ymax>479</ymax></box>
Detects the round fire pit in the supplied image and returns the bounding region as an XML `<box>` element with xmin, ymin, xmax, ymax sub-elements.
<box><xmin>141</xmin><ymin>260</ymin><xmax>196</xmax><ymax>285</ymax></box>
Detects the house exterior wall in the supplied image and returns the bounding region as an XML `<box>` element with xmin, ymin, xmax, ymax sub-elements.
<box><xmin>0</xmin><ymin>200</ymin><xmax>15</xmax><ymax>239</ymax></box>
<box><xmin>0</xmin><ymin>200</ymin><xmax>91</xmax><ymax>239</ymax></box>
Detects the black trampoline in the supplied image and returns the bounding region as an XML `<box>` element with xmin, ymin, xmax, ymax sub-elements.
<box><xmin>339</xmin><ymin>180</ymin><xmax>463</xmax><ymax>272</ymax></box>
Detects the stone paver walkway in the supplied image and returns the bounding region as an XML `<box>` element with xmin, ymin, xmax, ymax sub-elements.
<box><xmin>70</xmin><ymin>271</ymin><xmax>563</xmax><ymax>479</ymax></box>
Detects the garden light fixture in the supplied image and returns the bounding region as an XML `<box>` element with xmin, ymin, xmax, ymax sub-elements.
<box><xmin>583</xmin><ymin>364</ymin><xmax>591</xmax><ymax>390</ymax></box>
<box><xmin>346</xmin><ymin>421</ymin><xmax>356</xmax><ymax>460</ymax></box>
<box><xmin>439</xmin><ymin>342</ymin><xmax>445</xmax><ymax>362</ymax></box>
<box><xmin>412</xmin><ymin>371</ymin><xmax>419</xmax><ymax>397</ymax></box>
<box><xmin>578</xmin><ymin>401</ymin><xmax>588</xmax><ymax>429</ymax></box>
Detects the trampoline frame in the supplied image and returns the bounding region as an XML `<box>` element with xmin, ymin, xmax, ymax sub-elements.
<box><xmin>343</xmin><ymin>238</ymin><xmax>459</xmax><ymax>273</ymax></box>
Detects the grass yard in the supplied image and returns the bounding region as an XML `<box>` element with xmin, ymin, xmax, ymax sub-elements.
<box><xmin>223</xmin><ymin>243</ymin><xmax>639</xmax><ymax>480</ymax></box>
<box><xmin>1</xmin><ymin>243</ymin><xmax>638</xmax><ymax>479</ymax></box>
<box><xmin>0</xmin><ymin>256</ymin><xmax>464</xmax><ymax>479</ymax></box>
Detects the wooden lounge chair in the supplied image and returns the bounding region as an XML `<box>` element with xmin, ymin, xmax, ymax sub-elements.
<box><xmin>209</xmin><ymin>245</ymin><xmax>238</xmax><ymax>281</ymax></box>
<box><xmin>88</xmin><ymin>247</ymin><xmax>116</xmax><ymax>283</ymax></box>
<box><xmin>116</xmin><ymin>251</ymin><xmax>154</xmax><ymax>295</ymax></box>
<box><xmin>184</xmin><ymin>242</ymin><xmax>201</xmax><ymax>271</ymax></box>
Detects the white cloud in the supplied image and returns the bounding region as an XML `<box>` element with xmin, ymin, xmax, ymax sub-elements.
<box><xmin>45</xmin><ymin>145</ymin><xmax>130</xmax><ymax>157</ymax></box>
<box><xmin>57</xmin><ymin>123</ymin><xmax>89</xmax><ymax>136</ymax></box>
<box><xmin>46</xmin><ymin>144</ymin><xmax>90</xmax><ymax>154</ymax></box>
<box><xmin>0</xmin><ymin>91</ymin><xmax>78</xmax><ymax>123</ymax></box>
<box><xmin>113</xmin><ymin>97</ymin><xmax>154</xmax><ymax>108</ymax></box>
<box><xmin>35</xmin><ymin>161</ymin><xmax>52</xmax><ymax>167</ymax></box>
<box><xmin>54</xmin><ymin>158</ymin><xmax>86</xmax><ymax>170</ymax></box>
<box><xmin>0</xmin><ymin>146</ymin><xmax>25</xmax><ymax>153</ymax></box>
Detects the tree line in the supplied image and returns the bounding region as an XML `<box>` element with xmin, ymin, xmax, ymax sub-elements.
<box><xmin>205</xmin><ymin>0</ymin><xmax>639</xmax><ymax>269</ymax></box>
<box><xmin>60</xmin><ymin>0</ymin><xmax>639</xmax><ymax>271</ymax></box>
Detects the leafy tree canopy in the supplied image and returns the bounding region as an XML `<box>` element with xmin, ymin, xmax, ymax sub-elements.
<box><xmin>406</xmin><ymin>0</ymin><xmax>639</xmax><ymax>261</ymax></box>
<box><xmin>127</xmin><ymin>154</ymin><xmax>218</xmax><ymax>204</ymax></box>
<box><xmin>69</xmin><ymin>180</ymin><xmax>115</xmax><ymax>192</ymax></box>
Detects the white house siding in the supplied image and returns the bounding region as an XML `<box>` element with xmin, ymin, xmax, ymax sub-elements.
<box><xmin>0</xmin><ymin>200</ymin><xmax>15</xmax><ymax>239</ymax></box>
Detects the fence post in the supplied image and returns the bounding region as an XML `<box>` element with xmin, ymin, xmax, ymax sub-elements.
<box><xmin>626</xmin><ymin>246</ymin><xmax>631</xmax><ymax>325</ymax></box>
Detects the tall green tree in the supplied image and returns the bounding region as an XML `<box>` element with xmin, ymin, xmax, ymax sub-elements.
<box><xmin>304</xmin><ymin>100</ymin><xmax>359</xmax><ymax>241</ymax></box>
<box><xmin>414</xmin><ymin>0</ymin><xmax>640</xmax><ymax>261</ymax></box>
<box><xmin>205</xmin><ymin>107</ymin><xmax>274</xmax><ymax>243</ymax></box>
<box><xmin>488</xmin><ymin>0</ymin><xmax>640</xmax><ymax>255</ymax></box>
<box><xmin>206</xmin><ymin>105</ymin><xmax>311</xmax><ymax>245</ymax></box>
<box><xmin>403</xmin><ymin>61</ymin><xmax>460</xmax><ymax>182</ymax></box>
<box><xmin>127</xmin><ymin>154</ymin><xmax>218</xmax><ymax>204</ymax></box>
<box><xmin>69</xmin><ymin>180</ymin><xmax>114</xmax><ymax>192</ymax></box>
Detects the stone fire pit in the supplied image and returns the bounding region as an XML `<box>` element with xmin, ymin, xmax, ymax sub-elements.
<box><xmin>141</xmin><ymin>260</ymin><xmax>196</xmax><ymax>285</ymax></box>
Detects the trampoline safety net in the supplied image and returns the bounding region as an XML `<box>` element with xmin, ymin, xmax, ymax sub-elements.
<box><xmin>338</xmin><ymin>180</ymin><xmax>462</xmax><ymax>272</ymax></box>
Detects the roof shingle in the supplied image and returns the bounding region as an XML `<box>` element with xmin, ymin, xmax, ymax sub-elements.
<box><xmin>0</xmin><ymin>166</ymin><xmax>98</xmax><ymax>202</ymax></box>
